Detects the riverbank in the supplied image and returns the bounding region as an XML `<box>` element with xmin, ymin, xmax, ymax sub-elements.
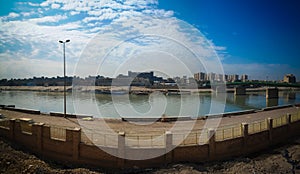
<box><xmin>0</xmin><ymin>85</ymin><xmax>299</xmax><ymax>93</ymax></box>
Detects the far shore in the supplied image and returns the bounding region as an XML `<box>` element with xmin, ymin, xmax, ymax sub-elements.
<box><xmin>0</xmin><ymin>85</ymin><xmax>299</xmax><ymax>93</ymax></box>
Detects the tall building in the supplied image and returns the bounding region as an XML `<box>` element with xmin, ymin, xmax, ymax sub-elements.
<box><xmin>224</xmin><ymin>74</ymin><xmax>228</xmax><ymax>82</ymax></box>
<box><xmin>194</xmin><ymin>73</ymin><xmax>200</xmax><ymax>81</ymax></box>
<box><xmin>283</xmin><ymin>74</ymin><xmax>296</xmax><ymax>83</ymax></box>
<box><xmin>194</xmin><ymin>72</ymin><xmax>206</xmax><ymax>81</ymax></box>
<box><xmin>182</xmin><ymin>75</ymin><xmax>187</xmax><ymax>84</ymax></box>
<box><xmin>206</xmin><ymin>72</ymin><xmax>216</xmax><ymax>81</ymax></box>
<box><xmin>216</xmin><ymin>74</ymin><xmax>225</xmax><ymax>82</ymax></box>
<box><xmin>241</xmin><ymin>74</ymin><xmax>248</xmax><ymax>82</ymax></box>
<box><xmin>228</xmin><ymin>74</ymin><xmax>239</xmax><ymax>82</ymax></box>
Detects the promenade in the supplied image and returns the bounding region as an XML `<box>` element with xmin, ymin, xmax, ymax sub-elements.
<box><xmin>0</xmin><ymin>105</ymin><xmax>299</xmax><ymax>136</ymax></box>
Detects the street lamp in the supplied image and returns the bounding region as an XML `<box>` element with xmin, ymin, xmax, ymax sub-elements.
<box><xmin>59</xmin><ymin>39</ymin><xmax>70</xmax><ymax>118</ymax></box>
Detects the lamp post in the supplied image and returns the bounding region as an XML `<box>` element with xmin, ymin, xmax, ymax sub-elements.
<box><xmin>59</xmin><ymin>39</ymin><xmax>70</xmax><ymax>118</ymax></box>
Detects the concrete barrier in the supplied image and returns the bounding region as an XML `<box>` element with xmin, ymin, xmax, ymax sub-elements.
<box><xmin>234</xmin><ymin>86</ymin><xmax>246</xmax><ymax>95</ymax></box>
<box><xmin>266</xmin><ymin>88</ymin><xmax>279</xmax><ymax>99</ymax></box>
<box><xmin>49</xmin><ymin>112</ymin><xmax>93</xmax><ymax>119</ymax></box>
<box><xmin>222</xmin><ymin>109</ymin><xmax>256</xmax><ymax>117</ymax></box>
<box><xmin>3</xmin><ymin>107</ymin><xmax>40</xmax><ymax>115</ymax></box>
<box><xmin>0</xmin><ymin>105</ymin><xmax>15</xmax><ymax>108</ymax></box>
<box><xmin>121</xmin><ymin>116</ymin><xmax>192</xmax><ymax>122</ymax></box>
<box><xmin>262</xmin><ymin>104</ymin><xmax>293</xmax><ymax>111</ymax></box>
<box><xmin>204</xmin><ymin>109</ymin><xmax>256</xmax><ymax>118</ymax></box>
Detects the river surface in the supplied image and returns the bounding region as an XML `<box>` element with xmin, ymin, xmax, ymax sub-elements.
<box><xmin>0</xmin><ymin>90</ymin><xmax>300</xmax><ymax>118</ymax></box>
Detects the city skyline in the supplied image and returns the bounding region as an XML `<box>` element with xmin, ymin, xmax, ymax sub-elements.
<box><xmin>0</xmin><ymin>70</ymin><xmax>297</xmax><ymax>83</ymax></box>
<box><xmin>1</xmin><ymin>0</ymin><xmax>300</xmax><ymax>80</ymax></box>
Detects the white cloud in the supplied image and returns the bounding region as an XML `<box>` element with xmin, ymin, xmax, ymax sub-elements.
<box><xmin>28</xmin><ymin>2</ymin><xmax>40</xmax><ymax>7</ymax></box>
<box><xmin>0</xmin><ymin>55</ymin><xmax>76</xmax><ymax>79</ymax></box>
<box><xmin>28</xmin><ymin>15</ymin><xmax>67</xmax><ymax>24</ymax></box>
<box><xmin>21</xmin><ymin>11</ymin><xmax>36</xmax><ymax>17</ymax></box>
<box><xmin>87</xmin><ymin>10</ymin><xmax>103</xmax><ymax>16</ymax></box>
<box><xmin>82</xmin><ymin>16</ymin><xmax>99</xmax><ymax>23</ymax></box>
<box><xmin>83</xmin><ymin>12</ymin><xmax>118</xmax><ymax>22</ymax></box>
<box><xmin>74</xmin><ymin>15</ymin><xmax>224</xmax><ymax>78</ymax></box>
<box><xmin>51</xmin><ymin>3</ymin><xmax>61</xmax><ymax>9</ymax></box>
<box><xmin>0</xmin><ymin>0</ymin><xmax>225</xmax><ymax>80</ymax></box>
<box><xmin>142</xmin><ymin>9</ymin><xmax>174</xmax><ymax>18</ymax></box>
<box><xmin>124</xmin><ymin>0</ymin><xmax>158</xmax><ymax>9</ymax></box>
<box><xmin>40</xmin><ymin>1</ymin><xmax>49</xmax><ymax>7</ymax></box>
<box><xmin>7</xmin><ymin>12</ymin><xmax>20</xmax><ymax>18</ymax></box>
<box><xmin>70</xmin><ymin>11</ymin><xmax>80</xmax><ymax>15</ymax></box>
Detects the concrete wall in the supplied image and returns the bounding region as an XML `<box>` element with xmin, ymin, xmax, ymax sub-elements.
<box><xmin>215</xmin><ymin>137</ymin><xmax>244</xmax><ymax>159</ymax></box>
<box><xmin>266</xmin><ymin>88</ymin><xmax>279</xmax><ymax>99</ymax></box>
<box><xmin>234</xmin><ymin>86</ymin><xmax>246</xmax><ymax>95</ymax></box>
<box><xmin>1</xmin><ymin>115</ymin><xmax>300</xmax><ymax>169</ymax></box>
<box><xmin>246</xmin><ymin>131</ymin><xmax>270</xmax><ymax>153</ymax></box>
<box><xmin>0</xmin><ymin>126</ymin><xmax>9</xmax><ymax>139</ymax></box>
<box><xmin>173</xmin><ymin>145</ymin><xmax>209</xmax><ymax>163</ymax></box>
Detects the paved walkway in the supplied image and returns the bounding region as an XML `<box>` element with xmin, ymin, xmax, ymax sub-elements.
<box><xmin>1</xmin><ymin>106</ymin><xmax>299</xmax><ymax>134</ymax></box>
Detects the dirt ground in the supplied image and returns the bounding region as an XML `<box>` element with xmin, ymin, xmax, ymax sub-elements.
<box><xmin>1</xmin><ymin>137</ymin><xmax>300</xmax><ymax>174</ymax></box>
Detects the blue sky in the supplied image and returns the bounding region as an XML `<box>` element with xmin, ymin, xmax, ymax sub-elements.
<box><xmin>0</xmin><ymin>0</ymin><xmax>299</xmax><ymax>81</ymax></box>
<box><xmin>159</xmin><ymin>0</ymin><xmax>300</xmax><ymax>80</ymax></box>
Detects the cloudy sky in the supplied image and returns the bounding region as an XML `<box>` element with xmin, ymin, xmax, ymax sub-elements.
<box><xmin>0</xmin><ymin>0</ymin><xmax>299</xmax><ymax>81</ymax></box>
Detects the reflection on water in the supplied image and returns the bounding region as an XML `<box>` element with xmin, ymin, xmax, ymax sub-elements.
<box><xmin>0</xmin><ymin>90</ymin><xmax>300</xmax><ymax>118</ymax></box>
<box><xmin>233</xmin><ymin>95</ymin><xmax>248</xmax><ymax>106</ymax></box>
<box><xmin>284</xmin><ymin>92</ymin><xmax>296</xmax><ymax>100</ymax></box>
<box><xmin>266</xmin><ymin>98</ymin><xmax>279</xmax><ymax>107</ymax></box>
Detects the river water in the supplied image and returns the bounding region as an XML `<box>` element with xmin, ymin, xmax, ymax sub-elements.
<box><xmin>0</xmin><ymin>90</ymin><xmax>299</xmax><ymax>118</ymax></box>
